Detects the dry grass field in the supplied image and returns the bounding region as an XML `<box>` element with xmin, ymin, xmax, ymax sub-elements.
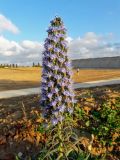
<box><xmin>0</xmin><ymin>67</ymin><xmax>120</xmax><ymax>91</ymax></box>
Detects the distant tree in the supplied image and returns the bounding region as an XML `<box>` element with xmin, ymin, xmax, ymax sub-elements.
<box><xmin>16</xmin><ymin>64</ymin><xmax>18</xmax><ymax>68</ymax></box>
<box><xmin>38</xmin><ymin>62</ymin><xmax>40</xmax><ymax>67</ymax></box>
<box><xmin>33</xmin><ymin>62</ymin><xmax>35</xmax><ymax>67</ymax></box>
<box><xmin>12</xmin><ymin>64</ymin><xmax>15</xmax><ymax>68</ymax></box>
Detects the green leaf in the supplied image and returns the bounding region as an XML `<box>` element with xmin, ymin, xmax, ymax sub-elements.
<box><xmin>85</xmin><ymin>120</ymin><xmax>90</xmax><ymax>127</ymax></box>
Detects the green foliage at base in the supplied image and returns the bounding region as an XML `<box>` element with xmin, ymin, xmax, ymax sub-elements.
<box><xmin>37</xmin><ymin>96</ymin><xmax>120</xmax><ymax>160</ymax></box>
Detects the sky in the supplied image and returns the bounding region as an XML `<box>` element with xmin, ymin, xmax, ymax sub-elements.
<box><xmin>0</xmin><ymin>0</ymin><xmax>120</xmax><ymax>65</ymax></box>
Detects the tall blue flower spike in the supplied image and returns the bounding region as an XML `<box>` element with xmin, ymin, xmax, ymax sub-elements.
<box><xmin>41</xmin><ymin>16</ymin><xmax>75</xmax><ymax>125</ymax></box>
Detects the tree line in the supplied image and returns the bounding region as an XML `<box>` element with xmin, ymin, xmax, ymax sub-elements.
<box><xmin>0</xmin><ymin>62</ymin><xmax>41</xmax><ymax>68</ymax></box>
<box><xmin>0</xmin><ymin>64</ymin><xmax>18</xmax><ymax>68</ymax></box>
<box><xmin>32</xmin><ymin>62</ymin><xmax>41</xmax><ymax>67</ymax></box>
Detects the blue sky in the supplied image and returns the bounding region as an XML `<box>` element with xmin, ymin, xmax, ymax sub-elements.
<box><xmin>0</xmin><ymin>0</ymin><xmax>120</xmax><ymax>41</ymax></box>
<box><xmin>0</xmin><ymin>0</ymin><xmax>120</xmax><ymax>64</ymax></box>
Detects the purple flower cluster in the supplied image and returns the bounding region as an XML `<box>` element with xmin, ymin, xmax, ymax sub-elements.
<box><xmin>58</xmin><ymin>58</ymin><xmax>64</xmax><ymax>63</ymax></box>
<box><xmin>52</xmin><ymin>65</ymin><xmax>59</xmax><ymax>71</ymax></box>
<box><xmin>51</xmin><ymin>54</ymin><xmax>57</xmax><ymax>60</ymax></box>
<box><xmin>48</xmin><ymin>36</ymin><xmax>59</xmax><ymax>43</ymax></box>
<box><xmin>41</xmin><ymin>17</ymin><xmax>75</xmax><ymax>125</ymax></box>
<box><xmin>59</xmin><ymin>68</ymin><xmax>66</xmax><ymax>74</ymax></box>
<box><xmin>54</xmin><ymin>47</ymin><xmax>61</xmax><ymax>53</ymax></box>
<box><xmin>54</xmin><ymin>74</ymin><xmax>62</xmax><ymax>80</ymax></box>
<box><xmin>47</xmin><ymin>26</ymin><xmax>67</xmax><ymax>33</ymax></box>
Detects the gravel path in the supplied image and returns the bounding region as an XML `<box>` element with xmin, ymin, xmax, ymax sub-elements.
<box><xmin>0</xmin><ymin>78</ymin><xmax>120</xmax><ymax>99</ymax></box>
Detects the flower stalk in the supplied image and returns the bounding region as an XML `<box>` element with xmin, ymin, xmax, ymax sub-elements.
<box><xmin>40</xmin><ymin>16</ymin><xmax>76</xmax><ymax>159</ymax></box>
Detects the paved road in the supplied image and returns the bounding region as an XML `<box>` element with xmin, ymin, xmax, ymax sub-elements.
<box><xmin>0</xmin><ymin>78</ymin><xmax>120</xmax><ymax>99</ymax></box>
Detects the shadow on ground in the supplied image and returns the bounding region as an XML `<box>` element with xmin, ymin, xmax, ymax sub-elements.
<box><xmin>0</xmin><ymin>80</ymin><xmax>40</xmax><ymax>91</ymax></box>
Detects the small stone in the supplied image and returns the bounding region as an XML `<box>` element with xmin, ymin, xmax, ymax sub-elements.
<box><xmin>26</xmin><ymin>146</ymin><xmax>30</xmax><ymax>150</ymax></box>
<box><xmin>18</xmin><ymin>152</ymin><xmax>23</xmax><ymax>158</ymax></box>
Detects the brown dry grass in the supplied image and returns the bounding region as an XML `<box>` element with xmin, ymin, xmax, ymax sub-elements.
<box><xmin>73</xmin><ymin>69</ymin><xmax>120</xmax><ymax>83</ymax></box>
<box><xmin>0</xmin><ymin>67</ymin><xmax>120</xmax><ymax>91</ymax></box>
<box><xmin>0</xmin><ymin>67</ymin><xmax>41</xmax><ymax>82</ymax></box>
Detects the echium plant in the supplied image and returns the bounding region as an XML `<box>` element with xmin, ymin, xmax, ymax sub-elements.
<box><xmin>41</xmin><ymin>16</ymin><xmax>75</xmax><ymax>125</ymax></box>
<box><xmin>39</xmin><ymin>17</ymin><xmax>84</xmax><ymax>160</ymax></box>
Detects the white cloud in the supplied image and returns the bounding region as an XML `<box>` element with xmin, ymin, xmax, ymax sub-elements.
<box><xmin>27</xmin><ymin>54</ymin><xmax>39</xmax><ymax>58</ymax></box>
<box><xmin>0</xmin><ymin>14</ymin><xmax>19</xmax><ymax>34</ymax></box>
<box><xmin>0</xmin><ymin>13</ymin><xmax>119</xmax><ymax>65</ymax></box>
<box><xmin>0</xmin><ymin>32</ymin><xmax>120</xmax><ymax>65</ymax></box>
<box><xmin>0</xmin><ymin>36</ymin><xmax>23</xmax><ymax>56</ymax></box>
<box><xmin>21</xmin><ymin>40</ymin><xmax>42</xmax><ymax>49</ymax></box>
<box><xmin>68</xmin><ymin>32</ymin><xmax>120</xmax><ymax>59</ymax></box>
<box><xmin>0</xmin><ymin>36</ymin><xmax>44</xmax><ymax>65</ymax></box>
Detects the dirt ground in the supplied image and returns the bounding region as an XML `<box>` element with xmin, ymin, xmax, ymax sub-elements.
<box><xmin>0</xmin><ymin>67</ymin><xmax>120</xmax><ymax>91</ymax></box>
<box><xmin>0</xmin><ymin>94</ymin><xmax>44</xmax><ymax>160</ymax></box>
<box><xmin>0</xmin><ymin>84</ymin><xmax>120</xmax><ymax>159</ymax></box>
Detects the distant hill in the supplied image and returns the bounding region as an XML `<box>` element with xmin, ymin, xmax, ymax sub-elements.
<box><xmin>72</xmin><ymin>56</ymin><xmax>120</xmax><ymax>69</ymax></box>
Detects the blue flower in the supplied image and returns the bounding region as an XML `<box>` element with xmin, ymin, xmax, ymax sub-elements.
<box><xmin>54</xmin><ymin>87</ymin><xmax>59</xmax><ymax>93</ymax></box>
<box><xmin>52</xmin><ymin>87</ymin><xmax>59</xmax><ymax>94</ymax></box>
<box><xmin>46</xmin><ymin>26</ymin><xmax>53</xmax><ymax>32</ymax></box>
<box><xmin>51</xmin><ymin>118</ymin><xmax>58</xmax><ymax>125</ymax></box>
<box><xmin>48</xmin><ymin>36</ymin><xmax>59</xmax><ymax>43</ymax></box>
<box><xmin>43</xmin><ymin>87</ymin><xmax>48</xmax><ymax>91</ymax></box>
<box><xmin>41</xmin><ymin>78</ymin><xmax>47</xmax><ymax>83</ymax></box>
<box><xmin>59</xmin><ymin>58</ymin><xmax>64</xmax><ymax>63</ymax></box>
<box><xmin>57</xmin><ymin>96</ymin><xmax>62</xmax><ymax>102</ymax></box>
<box><xmin>56</xmin><ymin>33</ymin><xmax>64</xmax><ymax>38</ymax></box>
<box><xmin>48</xmin><ymin>63</ymin><xmax>52</xmax><ymax>68</ymax></box>
<box><xmin>59</xmin><ymin>68</ymin><xmax>66</xmax><ymax>73</ymax></box>
<box><xmin>47</xmin><ymin>44</ymin><xmax>53</xmax><ymax>50</ymax></box>
<box><xmin>54</xmin><ymin>48</ymin><xmax>60</xmax><ymax>53</ymax></box>
<box><xmin>63</xmin><ymin>77</ymin><xmax>67</xmax><ymax>81</ymax></box>
<box><xmin>67</xmin><ymin>107</ymin><xmax>73</xmax><ymax>114</ymax></box>
<box><xmin>47</xmin><ymin>93</ymin><xmax>53</xmax><ymax>99</ymax></box>
<box><xmin>64</xmin><ymin>62</ymin><xmax>71</xmax><ymax>67</ymax></box>
<box><xmin>66</xmin><ymin>70</ymin><xmax>72</xmax><ymax>75</ymax></box>
<box><xmin>60</xmin><ymin>82</ymin><xmax>66</xmax><ymax>87</ymax></box>
<box><xmin>58</xmin><ymin>105</ymin><xmax>65</xmax><ymax>112</ymax></box>
<box><xmin>51</xmin><ymin>54</ymin><xmax>57</xmax><ymax>60</ymax></box>
<box><xmin>63</xmin><ymin>90</ymin><xmax>70</xmax><ymax>96</ymax></box>
<box><xmin>51</xmin><ymin>100</ymin><xmax>57</xmax><ymax>106</ymax></box>
<box><xmin>54</xmin><ymin>75</ymin><xmax>62</xmax><ymax>80</ymax></box>
<box><xmin>48</xmin><ymin>81</ymin><xmax>54</xmax><ymax>87</ymax></box>
<box><xmin>52</xmin><ymin>65</ymin><xmax>59</xmax><ymax>71</ymax></box>
<box><xmin>61</xmin><ymin>41</ymin><xmax>67</xmax><ymax>47</ymax></box>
